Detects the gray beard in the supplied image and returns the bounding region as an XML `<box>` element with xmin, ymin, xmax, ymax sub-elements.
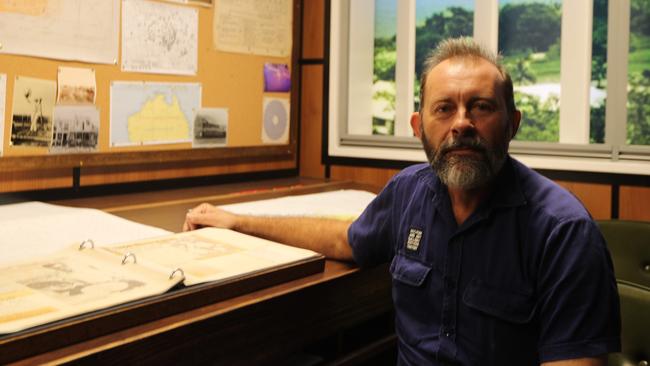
<box><xmin>421</xmin><ymin>131</ymin><xmax>507</xmax><ymax>190</ymax></box>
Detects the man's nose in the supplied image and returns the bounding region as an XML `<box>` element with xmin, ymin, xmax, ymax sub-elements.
<box><xmin>451</xmin><ymin>109</ymin><xmax>476</xmax><ymax>136</ymax></box>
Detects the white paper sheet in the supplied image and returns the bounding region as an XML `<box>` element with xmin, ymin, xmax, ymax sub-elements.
<box><xmin>213</xmin><ymin>0</ymin><xmax>292</xmax><ymax>57</ymax></box>
<box><xmin>121</xmin><ymin>0</ymin><xmax>198</xmax><ymax>76</ymax></box>
<box><xmin>0</xmin><ymin>0</ymin><xmax>119</xmax><ymax>64</ymax></box>
<box><xmin>219</xmin><ymin>190</ymin><xmax>377</xmax><ymax>220</ymax></box>
<box><xmin>0</xmin><ymin>202</ymin><xmax>171</xmax><ymax>267</ymax></box>
<box><xmin>0</xmin><ymin>74</ymin><xmax>6</xmax><ymax>156</ymax></box>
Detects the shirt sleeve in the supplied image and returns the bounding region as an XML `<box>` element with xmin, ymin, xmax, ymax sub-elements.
<box><xmin>347</xmin><ymin>178</ymin><xmax>399</xmax><ymax>267</ymax></box>
<box><xmin>536</xmin><ymin>217</ymin><xmax>621</xmax><ymax>362</ymax></box>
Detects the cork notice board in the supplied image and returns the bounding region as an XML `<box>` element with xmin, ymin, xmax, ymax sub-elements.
<box><xmin>0</xmin><ymin>0</ymin><xmax>298</xmax><ymax>171</ymax></box>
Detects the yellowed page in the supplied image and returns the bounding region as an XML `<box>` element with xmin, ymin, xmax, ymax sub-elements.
<box><xmin>103</xmin><ymin>228</ymin><xmax>320</xmax><ymax>286</ymax></box>
<box><xmin>0</xmin><ymin>246</ymin><xmax>181</xmax><ymax>334</ymax></box>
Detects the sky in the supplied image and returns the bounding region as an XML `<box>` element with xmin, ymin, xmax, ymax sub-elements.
<box><xmin>375</xmin><ymin>0</ymin><xmax>562</xmax><ymax>38</ymax></box>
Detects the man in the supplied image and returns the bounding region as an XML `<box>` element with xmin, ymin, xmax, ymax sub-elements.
<box><xmin>183</xmin><ymin>37</ymin><xmax>620</xmax><ymax>365</ymax></box>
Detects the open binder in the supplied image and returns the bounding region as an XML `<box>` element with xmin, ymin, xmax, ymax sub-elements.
<box><xmin>0</xmin><ymin>227</ymin><xmax>322</xmax><ymax>334</ymax></box>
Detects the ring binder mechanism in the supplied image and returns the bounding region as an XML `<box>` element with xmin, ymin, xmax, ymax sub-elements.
<box><xmin>169</xmin><ymin>268</ymin><xmax>185</xmax><ymax>280</ymax></box>
<box><xmin>79</xmin><ymin>239</ymin><xmax>95</xmax><ymax>250</ymax></box>
<box><xmin>121</xmin><ymin>252</ymin><xmax>137</xmax><ymax>265</ymax></box>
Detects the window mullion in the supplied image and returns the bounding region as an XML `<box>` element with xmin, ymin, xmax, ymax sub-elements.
<box><xmin>473</xmin><ymin>0</ymin><xmax>499</xmax><ymax>53</ymax></box>
<box><xmin>559</xmin><ymin>0</ymin><xmax>593</xmax><ymax>144</ymax></box>
<box><xmin>604</xmin><ymin>0</ymin><xmax>630</xmax><ymax>147</ymax></box>
<box><xmin>346</xmin><ymin>0</ymin><xmax>375</xmax><ymax>135</ymax></box>
<box><xmin>394</xmin><ymin>0</ymin><xmax>416</xmax><ymax>137</ymax></box>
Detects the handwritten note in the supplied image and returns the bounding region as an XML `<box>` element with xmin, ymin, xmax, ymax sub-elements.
<box><xmin>213</xmin><ymin>0</ymin><xmax>292</xmax><ymax>57</ymax></box>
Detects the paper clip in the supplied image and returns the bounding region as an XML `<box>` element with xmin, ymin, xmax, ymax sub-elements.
<box><xmin>79</xmin><ymin>239</ymin><xmax>94</xmax><ymax>250</ymax></box>
<box><xmin>121</xmin><ymin>252</ymin><xmax>137</xmax><ymax>265</ymax></box>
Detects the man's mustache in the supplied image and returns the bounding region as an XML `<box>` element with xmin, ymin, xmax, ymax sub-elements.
<box><xmin>437</xmin><ymin>137</ymin><xmax>488</xmax><ymax>157</ymax></box>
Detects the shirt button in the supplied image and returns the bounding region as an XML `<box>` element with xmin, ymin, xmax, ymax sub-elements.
<box><xmin>445</xmin><ymin>332</ymin><xmax>451</xmax><ymax>337</ymax></box>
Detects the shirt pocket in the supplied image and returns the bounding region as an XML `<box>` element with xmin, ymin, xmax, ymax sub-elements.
<box><xmin>389</xmin><ymin>253</ymin><xmax>432</xmax><ymax>287</ymax></box>
<box><xmin>462</xmin><ymin>277</ymin><xmax>535</xmax><ymax>324</ymax></box>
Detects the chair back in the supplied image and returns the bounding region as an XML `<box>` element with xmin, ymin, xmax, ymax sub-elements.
<box><xmin>597</xmin><ymin>220</ymin><xmax>650</xmax><ymax>366</ymax></box>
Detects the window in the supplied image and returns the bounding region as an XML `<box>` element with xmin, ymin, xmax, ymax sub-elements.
<box><xmin>627</xmin><ymin>0</ymin><xmax>650</xmax><ymax>145</ymax></box>
<box><xmin>328</xmin><ymin>0</ymin><xmax>650</xmax><ymax>174</ymax></box>
<box><xmin>415</xmin><ymin>0</ymin><xmax>474</xmax><ymax>112</ymax></box>
<box><xmin>499</xmin><ymin>0</ymin><xmax>562</xmax><ymax>143</ymax></box>
<box><xmin>372</xmin><ymin>0</ymin><xmax>397</xmax><ymax>136</ymax></box>
<box><xmin>590</xmin><ymin>0</ymin><xmax>607</xmax><ymax>144</ymax></box>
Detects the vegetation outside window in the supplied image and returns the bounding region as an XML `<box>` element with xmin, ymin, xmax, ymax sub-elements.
<box><xmin>328</xmin><ymin>0</ymin><xmax>650</xmax><ymax>175</ymax></box>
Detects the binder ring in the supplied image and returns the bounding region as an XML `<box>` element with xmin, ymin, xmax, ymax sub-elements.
<box><xmin>169</xmin><ymin>268</ymin><xmax>185</xmax><ymax>280</ymax></box>
<box><xmin>121</xmin><ymin>252</ymin><xmax>137</xmax><ymax>265</ymax></box>
<box><xmin>79</xmin><ymin>239</ymin><xmax>94</xmax><ymax>250</ymax></box>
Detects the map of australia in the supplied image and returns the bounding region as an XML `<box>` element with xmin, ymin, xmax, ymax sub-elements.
<box><xmin>110</xmin><ymin>82</ymin><xmax>201</xmax><ymax>146</ymax></box>
<box><xmin>128</xmin><ymin>94</ymin><xmax>189</xmax><ymax>142</ymax></box>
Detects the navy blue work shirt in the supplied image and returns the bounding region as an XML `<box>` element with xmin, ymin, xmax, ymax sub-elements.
<box><xmin>348</xmin><ymin>157</ymin><xmax>620</xmax><ymax>365</ymax></box>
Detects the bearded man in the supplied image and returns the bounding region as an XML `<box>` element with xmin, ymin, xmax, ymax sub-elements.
<box><xmin>183</xmin><ymin>37</ymin><xmax>621</xmax><ymax>365</ymax></box>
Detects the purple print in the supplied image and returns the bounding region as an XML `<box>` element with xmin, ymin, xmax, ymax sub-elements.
<box><xmin>263</xmin><ymin>63</ymin><xmax>291</xmax><ymax>92</ymax></box>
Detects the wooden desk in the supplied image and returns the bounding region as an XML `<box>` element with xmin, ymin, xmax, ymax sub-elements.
<box><xmin>3</xmin><ymin>178</ymin><xmax>394</xmax><ymax>365</ymax></box>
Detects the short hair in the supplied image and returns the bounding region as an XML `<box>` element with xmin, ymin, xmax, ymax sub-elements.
<box><xmin>418</xmin><ymin>37</ymin><xmax>516</xmax><ymax>119</ymax></box>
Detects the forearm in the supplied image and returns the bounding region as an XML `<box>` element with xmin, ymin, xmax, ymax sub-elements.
<box><xmin>234</xmin><ymin>215</ymin><xmax>354</xmax><ymax>261</ymax></box>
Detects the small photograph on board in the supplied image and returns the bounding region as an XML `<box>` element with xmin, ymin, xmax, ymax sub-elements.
<box><xmin>49</xmin><ymin>106</ymin><xmax>100</xmax><ymax>154</ymax></box>
<box><xmin>10</xmin><ymin>76</ymin><xmax>56</xmax><ymax>147</ymax></box>
<box><xmin>193</xmin><ymin>108</ymin><xmax>228</xmax><ymax>147</ymax></box>
<box><xmin>261</xmin><ymin>97</ymin><xmax>289</xmax><ymax>144</ymax></box>
<box><xmin>263</xmin><ymin>63</ymin><xmax>291</xmax><ymax>92</ymax></box>
<box><xmin>57</xmin><ymin>67</ymin><xmax>96</xmax><ymax>105</ymax></box>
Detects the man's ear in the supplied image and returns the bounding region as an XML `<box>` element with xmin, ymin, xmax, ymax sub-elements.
<box><xmin>411</xmin><ymin>112</ymin><xmax>422</xmax><ymax>138</ymax></box>
<box><xmin>510</xmin><ymin>110</ymin><xmax>521</xmax><ymax>140</ymax></box>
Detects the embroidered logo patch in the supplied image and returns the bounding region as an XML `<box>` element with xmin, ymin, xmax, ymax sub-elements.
<box><xmin>406</xmin><ymin>228</ymin><xmax>423</xmax><ymax>251</ymax></box>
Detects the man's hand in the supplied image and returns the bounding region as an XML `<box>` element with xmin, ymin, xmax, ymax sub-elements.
<box><xmin>182</xmin><ymin>203</ymin><xmax>238</xmax><ymax>232</ymax></box>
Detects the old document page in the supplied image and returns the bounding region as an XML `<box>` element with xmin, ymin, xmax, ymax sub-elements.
<box><xmin>103</xmin><ymin>227</ymin><xmax>321</xmax><ymax>286</ymax></box>
<box><xmin>0</xmin><ymin>245</ymin><xmax>182</xmax><ymax>334</ymax></box>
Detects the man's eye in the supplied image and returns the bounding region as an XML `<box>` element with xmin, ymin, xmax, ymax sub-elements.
<box><xmin>434</xmin><ymin>105</ymin><xmax>453</xmax><ymax>114</ymax></box>
<box><xmin>472</xmin><ymin>102</ymin><xmax>495</xmax><ymax>114</ymax></box>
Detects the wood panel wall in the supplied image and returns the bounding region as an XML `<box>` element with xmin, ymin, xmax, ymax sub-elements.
<box><xmin>299</xmin><ymin>0</ymin><xmax>326</xmax><ymax>179</ymax></box>
<box><xmin>297</xmin><ymin>0</ymin><xmax>650</xmax><ymax>222</ymax></box>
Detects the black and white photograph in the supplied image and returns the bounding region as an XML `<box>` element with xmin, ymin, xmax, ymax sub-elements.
<box><xmin>192</xmin><ymin>107</ymin><xmax>228</xmax><ymax>147</ymax></box>
<box><xmin>49</xmin><ymin>106</ymin><xmax>99</xmax><ymax>153</ymax></box>
<box><xmin>10</xmin><ymin>76</ymin><xmax>56</xmax><ymax>147</ymax></box>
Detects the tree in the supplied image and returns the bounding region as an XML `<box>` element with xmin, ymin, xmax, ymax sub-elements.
<box><xmin>590</xmin><ymin>101</ymin><xmax>606</xmax><ymax>143</ymax></box>
<box><xmin>508</xmin><ymin>56</ymin><xmax>537</xmax><ymax>85</ymax></box>
<box><xmin>627</xmin><ymin>70</ymin><xmax>650</xmax><ymax>145</ymax></box>
<box><xmin>514</xmin><ymin>92</ymin><xmax>559</xmax><ymax>142</ymax></box>
<box><xmin>630</xmin><ymin>0</ymin><xmax>650</xmax><ymax>37</ymax></box>
<box><xmin>414</xmin><ymin>7</ymin><xmax>473</xmax><ymax>79</ymax></box>
<box><xmin>591</xmin><ymin>0</ymin><xmax>608</xmax><ymax>88</ymax></box>
<box><xmin>499</xmin><ymin>3</ymin><xmax>561</xmax><ymax>56</ymax></box>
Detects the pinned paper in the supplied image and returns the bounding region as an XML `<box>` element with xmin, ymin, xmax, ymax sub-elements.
<box><xmin>10</xmin><ymin>76</ymin><xmax>56</xmax><ymax>148</ymax></box>
<box><xmin>57</xmin><ymin>67</ymin><xmax>97</xmax><ymax>105</ymax></box>
<box><xmin>264</xmin><ymin>63</ymin><xmax>291</xmax><ymax>92</ymax></box>
<box><xmin>193</xmin><ymin>108</ymin><xmax>228</xmax><ymax>148</ymax></box>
